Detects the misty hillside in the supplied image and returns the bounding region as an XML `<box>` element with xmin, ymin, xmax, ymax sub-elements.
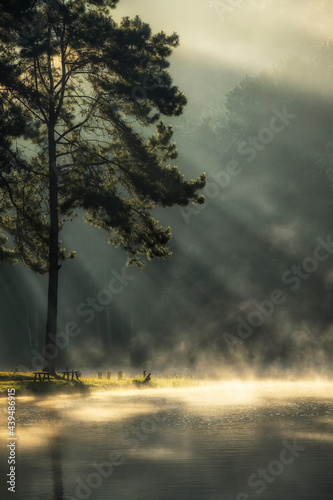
<box><xmin>2</xmin><ymin>0</ymin><xmax>333</xmax><ymax>375</ymax></box>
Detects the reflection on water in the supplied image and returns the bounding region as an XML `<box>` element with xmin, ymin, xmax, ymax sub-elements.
<box><xmin>1</xmin><ymin>381</ymin><xmax>333</xmax><ymax>499</ymax></box>
<box><xmin>50</xmin><ymin>434</ymin><xmax>64</xmax><ymax>500</ymax></box>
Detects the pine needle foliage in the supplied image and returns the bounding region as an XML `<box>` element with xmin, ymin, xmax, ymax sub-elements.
<box><xmin>0</xmin><ymin>0</ymin><xmax>205</xmax><ymax>371</ymax></box>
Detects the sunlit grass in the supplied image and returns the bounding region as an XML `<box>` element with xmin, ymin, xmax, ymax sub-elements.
<box><xmin>148</xmin><ymin>374</ymin><xmax>201</xmax><ymax>388</ymax></box>
<box><xmin>0</xmin><ymin>372</ymin><xmax>201</xmax><ymax>397</ymax></box>
<box><xmin>0</xmin><ymin>371</ymin><xmax>89</xmax><ymax>397</ymax></box>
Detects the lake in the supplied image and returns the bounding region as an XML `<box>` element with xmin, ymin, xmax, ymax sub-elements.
<box><xmin>1</xmin><ymin>380</ymin><xmax>333</xmax><ymax>499</ymax></box>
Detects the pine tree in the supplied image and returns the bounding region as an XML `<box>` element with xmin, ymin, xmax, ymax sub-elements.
<box><xmin>0</xmin><ymin>0</ymin><xmax>205</xmax><ymax>372</ymax></box>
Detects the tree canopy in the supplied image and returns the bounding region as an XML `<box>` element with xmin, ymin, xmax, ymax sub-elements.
<box><xmin>0</xmin><ymin>0</ymin><xmax>205</xmax><ymax>371</ymax></box>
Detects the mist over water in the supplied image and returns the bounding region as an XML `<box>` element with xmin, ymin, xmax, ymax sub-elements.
<box><xmin>2</xmin><ymin>0</ymin><xmax>333</xmax><ymax>375</ymax></box>
<box><xmin>2</xmin><ymin>381</ymin><xmax>333</xmax><ymax>499</ymax></box>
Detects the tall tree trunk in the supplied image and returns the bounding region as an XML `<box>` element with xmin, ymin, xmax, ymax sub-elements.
<box><xmin>43</xmin><ymin>123</ymin><xmax>59</xmax><ymax>373</ymax></box>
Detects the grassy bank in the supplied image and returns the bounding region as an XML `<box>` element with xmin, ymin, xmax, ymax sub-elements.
<box><xmin>0</xmin><ymin>372</ymin><xmax>200</xmax><ymax>397</ymax></box>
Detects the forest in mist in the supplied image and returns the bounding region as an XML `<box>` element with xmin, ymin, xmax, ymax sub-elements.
<box><xmin>2</xmin><ymin>0</ymin><xmax>333</xmax><ymax>375</ymax></box>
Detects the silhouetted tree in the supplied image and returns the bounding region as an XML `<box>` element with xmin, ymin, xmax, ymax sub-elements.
<box><xmin>0</xmin><ymin>0</ymin><xmax>205</xmax><ymax>372</ymax></box>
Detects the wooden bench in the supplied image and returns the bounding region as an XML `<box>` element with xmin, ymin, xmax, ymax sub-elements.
<box><xmin>61</xmin><ymin>370</ymin><xmax>80</xmax><ymax>381</ymax></box>
<box><xmin>33</xmin><ymin>371</ymin><xmax>52</xmax><ymax>382</ymax></box>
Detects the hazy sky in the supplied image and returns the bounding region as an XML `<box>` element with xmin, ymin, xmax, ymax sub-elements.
<box><xmin>114</xmin><ymin>0</ymin><xmax>333</xmax><ymax>109</ymax></box>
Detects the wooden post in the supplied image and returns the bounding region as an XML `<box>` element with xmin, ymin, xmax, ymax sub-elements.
<box><xmin>118</xmin><ymin>371</ymin><xmax>123</xmax><ymax>380</ymax></box>
<box><xmin>106</xmin><ymin>371</ymin><xmax>111</xmax><ymax>379</ymax></box>
<box><xmin>98</xmin><ymin>371</ymin><xmax>102</xmax><ymax>379</ymax></box>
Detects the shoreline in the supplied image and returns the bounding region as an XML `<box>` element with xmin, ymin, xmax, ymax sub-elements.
<box><xmin>0</xmin><ymin>372</ymin><xmax>200</xmax><ymax>397</ymax></box>
<box><xmin>2</xmin><ymin>372</ymin><xmax>333</xmax><ymax>398</ymax></box>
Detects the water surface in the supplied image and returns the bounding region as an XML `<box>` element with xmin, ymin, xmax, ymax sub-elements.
<box><xmin>1</xmin><ymin>381</ymin><xmax>333</xmax><ymax>499</ymax></box>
